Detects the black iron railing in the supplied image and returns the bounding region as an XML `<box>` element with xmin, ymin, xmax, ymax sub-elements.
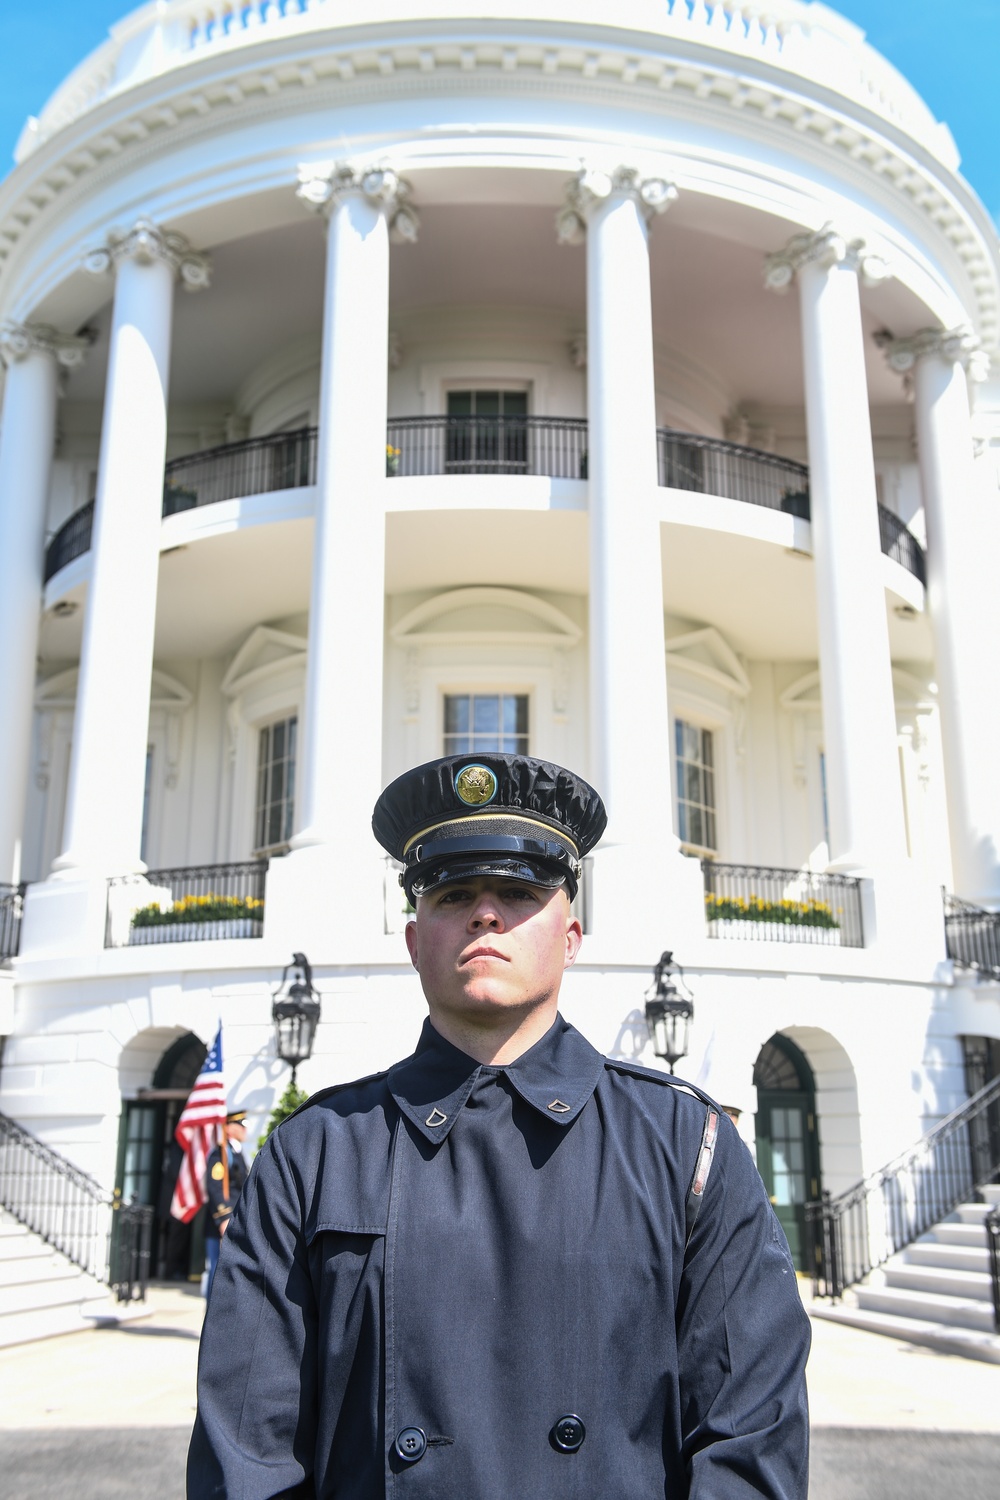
<box><xmin>987</xmin><ymin>1204</ymin><xmax>1000</xmax><ymax>1334</ymax></box>
<box><xmin>878</xmin><ymin>503</ymin><xmax>927</xmax><ymax>585</ymax></box>
<box><xmin>163</xmin><ymin>427</ymin><xmax>318</xmax><ymax>512</ymax></box>
<box><xmin>43</xmin><ymin>425</ymin><xmax>928</xmax><ymax>590</ymax></box>
<box><xmin>109</xmin><ymin>1199</ymin><xmax>155</xmax><ymax>1303</ymax></box>
<box><xmin>943</xmin><ymin>892</ymin><xmax>1000</xmax><ymax>980</ymax></box>
<box><xmin>43</xmin><ymin>500</ymin><xmax>96</xmax><ymax>583</ymax></box>
<box><xmin>657</xmin><ymin>429</ymin><xmax>810</xmax><ymax>513</ymax></box>
<box><xmin>701</xmin><ymin>861</ymin><xmax>864</xmax><ymax>947</ymax></box>
<box><xmin>0</xmin><ymin>882</ymin><xmax>26</xmax><ymax>962</ymax></box>
<box><xmin>0</xmin><ymin>1110</ymin><xmax>151</xmax><ymax>1301</ymax></box>
<box><xmin>806</xmin><ymin>1073</ymin><xmax>1000</xmax><ymax>1301</ymax></box>
<box><xmin>105</xmin><ymin>860</ymin><xmax>267</xmax><ymax>948</ymax></box>
<box><xmin>386</xmin><ymin>415</ymin><xmax>588</xmax><ymax>477</ymax></box>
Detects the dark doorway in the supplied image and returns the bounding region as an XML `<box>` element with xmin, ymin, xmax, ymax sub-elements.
<box><xmin>962</xmin><ymin>1034</ymin><xmax>1000</xmax><ymax>1186</ymax></box>
<box><xmin>114</xmin><ymin>1032</ymin><xmax>208</xmax><ymax>1280</ymax></box>
<box><xmin>753</xmin><ymin>1034</ymin><xmax>821</xmax><ymax>1271</ymax></box>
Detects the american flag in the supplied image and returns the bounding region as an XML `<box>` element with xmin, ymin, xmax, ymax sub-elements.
<box><xmin>170</xmin><ymin>1024</ymin><xmax>226</xmax><ymax>1224</ymax></box>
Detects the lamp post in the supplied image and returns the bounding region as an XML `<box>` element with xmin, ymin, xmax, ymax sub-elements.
<box><xmin>644</xmin><ymin>950</ymin><xmax>694</xmax><ymax>1075</ymax></box>
<box><xmin>272</xmin><ymin>951</ymin><xmax>321</xmax><ymax>1084</ymax></box>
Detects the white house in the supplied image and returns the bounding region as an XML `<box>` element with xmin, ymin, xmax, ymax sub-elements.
<box><xmin>1</xmin><ymin>0</ymin><xmax>999</xmax><ymax>1293</ymax></box>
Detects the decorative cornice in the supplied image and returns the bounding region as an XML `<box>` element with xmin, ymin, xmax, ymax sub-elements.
<box><xmin>763</xmin><ymin>224</ymin><xmax>891</xmax><ymax>291</ymax></box>
<box><xmin>296</xmin><ymin>162</ymin><xmax>420</xmax><ymax>244</ymax></box>
<box><xmin>0</xmin><ymin>319</ymin><xmax>92</xmax><ymax>369</ymax></box>
<box><xmin>83</xmin><ymin>217</ymin><xmax>211</xmax><ymax>290</ymax></box>
<box><xmin>556</xmin><ymin>166</ymin><xmax>677</xmax><ymax>244</ymax></box>
<box><xmin>873</xmin><ymin>324</ymin><xmax>990</xmax><ymax>382</ymax></box>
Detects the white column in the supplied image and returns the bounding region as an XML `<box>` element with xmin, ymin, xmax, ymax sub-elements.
<box><xmin>765</xmin><ymin>228</ymin><xmax>907</xmax><ymax>872</ymax></box>
<box><xmin>0</xmin><ymin>323</ymin><xmax>90</xmax><ymax>884</ymax></box>
<box><xmin>881</xmin><ymin>327</ymin><xmax>1000</xmax><ymax>903</ymax></box>
<box><xmin>52</xmin><ymin>220</ymin><xmax>210</xmax><ymax>877</ymax></box>
<box><xmin>558</xmin><ymin>168</ymin><xmax>701</xmax><ymax>939</ymax></box>
<box><xmin>270</xmin><ymin>165</ymin><xmax>417</xmax><ymax>939</ymax></box>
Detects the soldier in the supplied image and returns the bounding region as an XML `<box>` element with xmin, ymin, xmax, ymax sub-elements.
<box><xmin>189</xmin><ymin>753</ymin><xmax>810</xmax><ymax>1497</ymax></box>
<box><xmin>203</xmin><ymin>1108</ymin><xmax>248</xmax><ymax>1300</ymax></box>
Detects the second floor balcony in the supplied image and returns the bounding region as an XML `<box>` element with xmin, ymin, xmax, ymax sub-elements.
<box><xmin>43</xmin><ymin>418</ymin><xmax>926</xmax><ymax>587</ymax></box>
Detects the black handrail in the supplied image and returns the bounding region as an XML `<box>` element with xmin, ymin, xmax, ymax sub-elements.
<box><xmin>987</xmin><ymin>1204</ymin><xmax>1000</xmax><ymax>1334</ymax></box>
<box><xmin>944</xmin><ymin>891</ymin><xmax>1000</xmax><ymax>980</ymax></box>
<box><xmin>106</xmin><ymin>860</ymin><xmax>267</xmax><ymax>947</ymax></box>
<box><xmin>42</xmin><ymin>423</ymin><xmax>927</xmax><ymax>587</ymax></box>
<box><xmin>0</xmin><ymin>882</ymin><xmax>26</xmax><ymax>961</ymax></box>
<box><xmin>0</xmin><ymin>1110</ymin><xmax>152</xmax><ymax>1301</ymax></box>
<box><xmin>702</xmin><ymin>861</ymin><xmax>864</xmax><ymax>947</ymax></box>
<box><xmin>806</xmin><ymin>1072</ymin><xmax>1000</xmax><ymax>1300</ymax></box>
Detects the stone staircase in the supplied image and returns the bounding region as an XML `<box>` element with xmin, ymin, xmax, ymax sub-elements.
<box><xmin>812</xmin><ymin>1185</ymin><xmax>1000</xmax><ymax>1363</ymax></box>
<box><xmin>0</xmin><ymin>1206</ymin><xmax>129</xmax><ymax>1348</ymax></box>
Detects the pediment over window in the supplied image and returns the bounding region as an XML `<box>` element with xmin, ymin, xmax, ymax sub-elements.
<box><xmin>222</xmin><ymin>626</ymin><xmax>308</xmax><ymax>698</ymax></box>
<box><xmin>780</xmin><ymin>667</ymin><xmax>935</xmax><ymax>714</ymax></box>
<box><xmin>35</xmin><ymin>667</ymin><xmax>193</xmax><ymax>711</ymax></box>
<box><xmin>392</xmin><ymin>588</ymin><xmax>581</xmax><ymax>647</ymax></box>
<box><xmin>666</xmin><ymin>626</ymin><xmax>750</xmax><ymax>698</ymax></box>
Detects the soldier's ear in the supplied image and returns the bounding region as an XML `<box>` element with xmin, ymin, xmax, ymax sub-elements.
<box><xmin>404</xmin><ymin>920</ymin><xmax>419</xmax><ymax>970</ymax></box>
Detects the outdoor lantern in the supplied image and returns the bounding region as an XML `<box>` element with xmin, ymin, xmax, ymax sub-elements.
<box><xmin>272</xmin><ymin>951</ymin><xmax>321</xmax><ymax>1082</ymax></box>
<box><xmin>644</xmin><ymin>950</ymin><xmax>694</xmax><ymax>1075</ymax></box>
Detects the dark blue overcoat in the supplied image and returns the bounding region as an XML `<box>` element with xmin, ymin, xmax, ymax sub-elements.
<box><xmin>188</xmin><ymin>1016</ymin><xmax>810</xmax><ymax>1498</ymax></box>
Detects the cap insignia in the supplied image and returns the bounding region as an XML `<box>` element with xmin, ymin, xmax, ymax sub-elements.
<box><xmin>455</xmin><ymin>764</ymin><xmax>498</xmax><ymax>807</ymax></box>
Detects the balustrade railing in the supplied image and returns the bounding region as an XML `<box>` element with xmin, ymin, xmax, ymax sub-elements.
<box><xmin>702</xmin><ymin>861</ymin><xmax>864</xmax><ymax>946</ymax></box>
<box><xmin>386</xmin><ymin>415</ymin><xmax>588</xmax><ymax>477</ymax></box>
<box><xmin>0</xmin><ymin>883</ymin><xmax>26</xmax><ymax>962</ymax></box>
<box><xmin>878</xmin><ymin>503</ymin><xmax>927</xmax><ymax>585</ymax></box>
<box><xmin>0</xmin><ymin>1110</ymin><xmax>152</xmax><ymax>1301</ymax></box>
<box><xmin>105</xmin><ymin>860</ymin><xmax>267</xmax><ymax>948</ymax></box>
<box><xmin>42</xmin><ymin>423</ymin><xmax>927</xmax><ymax>589</ymax></box>
<box><xmin>163</xmin><ymin>427</ymin><xmax>318</xmax><ymax>512</ymax></box>
<box><xmin>806</xmin><ymin>1073</ymin><xmax>1000</xmax><ymax>1301</ymax></box>
<box><xmin>657</xmin><ymin>429</ymin><xmax>810</xmax><ymax>513</ymax></box>
<box><xmin>943</xmin><ymin>892</ymin><xmax>1000</xmax><ymax>980</ymax></box>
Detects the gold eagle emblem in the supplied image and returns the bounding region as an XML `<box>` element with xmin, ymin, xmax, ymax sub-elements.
<box><xmin>455</xmin><ymin>764</ymin><xmax>497</xmax><ymax>806</ymax></box>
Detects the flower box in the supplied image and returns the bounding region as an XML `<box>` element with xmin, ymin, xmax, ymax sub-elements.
<box><xmin>708</xmin><ymin>917</ymin><xmax>842</xmax><ymax>944</ymax></box>
<box><xmin>129</xmin><ymin>917</ymin><xmax>262</xmax><ymax>944</ymax></box>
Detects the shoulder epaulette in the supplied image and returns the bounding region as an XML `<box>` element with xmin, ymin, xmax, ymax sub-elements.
<box><xmin>602</xmin><ymin>1058</ymin><xmax>721</xmax><ymax>1247</ymax></box>
<box><xmin>269</xmin><ymin>1069</ymin><xmax>392</xmax><ymax>1134</ymax></box>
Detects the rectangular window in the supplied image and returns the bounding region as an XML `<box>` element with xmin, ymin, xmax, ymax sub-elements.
<box><xmin>445</xmin><ymin>390</ymin><xmax>528</xmax><ymax>474</ymax></box>
<box><xmin>443</xmin><ymin>694</ymin><xmax>529</xmax><ymax>756</ymax></box>
<box><xmin>675</xmin><ymin>719</ymin><xmax>717</xmax><ymax>853</ymax></box>
<box><xmin>255</xmin><ymin>715</ymin><xmax>298</xmax><ymax>854</ymax></box>
<box><xmin>140</xmin><ymin>745</ymin><xmax>154</xmax><ymax>864</ymax></box>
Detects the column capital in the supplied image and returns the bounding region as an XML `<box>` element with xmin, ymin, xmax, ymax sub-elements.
<box><xmin>296</xmin><ymin>162</ymin><xmax>420</xmax><ymax>243</ymax></box>
<box><xmin>0</xmin><ymin>320</ymin><xmax>93</xmax><ymax>370</ymax></box>
<box><xmin>764</xmin><ymin>224</ymin><xmax>890</xmax><ymax>292</ymax></box>
<box><xmin>873</xmin><ymin>324</ymin><xmax>989</xmax><ymax>382</ymax></box>
<box><xmin>83</xmin><ymin>217</ymin><xmax>211</xmax><ymax>291</ymax></box>
<box><xmin>556</xmin><ymin>166</ymin><xmax>677</xmax><ymax>245</ymax></box>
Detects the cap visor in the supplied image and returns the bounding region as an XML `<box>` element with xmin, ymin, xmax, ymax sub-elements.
<box><xmin>411</xmin><ymin>855</ymin><xmax>570</xmax><ymax>898</ymax></box>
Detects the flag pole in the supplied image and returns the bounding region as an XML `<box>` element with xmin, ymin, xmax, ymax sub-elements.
<box><xmin>220</xmin><ymin>1119</ymin><xmax>230</xmax><ymax>1205</ymax></box>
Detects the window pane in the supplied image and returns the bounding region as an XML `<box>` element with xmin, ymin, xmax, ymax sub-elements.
<box><xmin>674</xmin><ymin>717</ymin><xmax>717</xmax><ymax>853</ymax></box>
<box><xmin>501</xmin><ymin>391</ymin><xmax>528</xmax><ymax>416</ymax></box>
<box><xmin>447</xmin><ymin>391</ymin><xmax>472</xmax><ymax>416</ymax></box>
<box><xmin>476</xmin><ymin>391</ymin><xmax>501</xmax><ymax>416</ymax></box>
<box><xmin>473</xmin><ymin>696</ymin><xmax>500</xmax><ymax>734</ymax></box>
<box><xmin>255</xmin><ymin>715</ymin><xmax>297</xmax><ymax>854</ymax></box>
<box><xmin>444</xmin><ymin>696</ymin><xmax>469</xmax><ymax>735</ymax></box>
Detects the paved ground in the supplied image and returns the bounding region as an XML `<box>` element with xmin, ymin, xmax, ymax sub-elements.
<box><xmin>1</xmin><ymin>1279</ymin><xmax>999</xmax><ymax>1498</ymax></box>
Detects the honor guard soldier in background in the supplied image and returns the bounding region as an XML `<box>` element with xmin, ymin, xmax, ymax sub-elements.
<box><xmin>203</xmin><ymin>1108</ymin><xmax>248</xmax><ymax>1300</ymax></box>
<box><xmin>189</xmin><ymin>754</ymin><xmax>810</xmax><ymax>1498</ymax></box>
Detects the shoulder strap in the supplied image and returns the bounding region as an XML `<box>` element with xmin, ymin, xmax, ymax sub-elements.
<box><xmin>684</xmin><ymin>1107</ymin><xmax>720</xmax><ymax>1247</ymax></box>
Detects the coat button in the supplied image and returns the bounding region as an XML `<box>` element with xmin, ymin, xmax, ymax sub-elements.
<box><xmin>551</xmin><ymin>1414</ymin><xmax>586</xmax><ymax>1452</ymax></box>
<box><xmin>394</xmin><ymin>1427</ymin><xmax>427</xmax><ymax>1464</ymax></box>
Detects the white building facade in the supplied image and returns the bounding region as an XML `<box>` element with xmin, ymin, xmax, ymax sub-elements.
<box><xmin>1</xmin><ymin>0</ymin><xmax>1000</xmax><ymax>1275</ymax></box>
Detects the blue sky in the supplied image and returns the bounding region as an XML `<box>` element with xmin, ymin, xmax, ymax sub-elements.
<box><xmin>1</xmin><ymin>1</ymin><xmax>998</xmax><ymax>223</ymax></box>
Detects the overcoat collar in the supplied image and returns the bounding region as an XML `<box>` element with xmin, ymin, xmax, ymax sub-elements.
<box><xmin>388</xmin><ymin>1014</ymin><xmax>604</xmax><ymax>1143</ymax></box>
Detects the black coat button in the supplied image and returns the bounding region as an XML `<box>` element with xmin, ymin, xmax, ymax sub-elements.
<box><xmin>551</xmin><ymin>1414</ymin><xmax>586</xmax><ymax>1452</ymax></box>
<box><xmin>394</xmin><ymin>1427</ymin><xmax>427</xmax><ymax>1464</ymax></box>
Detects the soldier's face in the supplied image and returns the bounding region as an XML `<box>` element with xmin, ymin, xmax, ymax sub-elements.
<box><xmin>405</xmin><ymin>875</ymin><xmax>582</xmax><ymax>1025</ymax></box>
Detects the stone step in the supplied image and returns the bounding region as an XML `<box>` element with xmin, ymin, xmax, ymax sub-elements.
<box><xmin>955</xmin><ymin>1202</ymin><xmax>994</xmax><ymax>1226</ymax></box>
<box><xmin>982</xmin><ymin>1184</ymin><xmax>1000</xmax><ymax>1208</ymax></box>
<box><xmin>0</xmin><ymin>1262</ymin><xmax>95</xmax><ymax>1318</ymax></box>
<box><xmin>811</xmin><ymin>1302</ymin><xmax>1000</xmax><ymax>1365</ymax></box>
<box><xmin>883</xmin><ymin>1260</ymin><xmax>993</xmax><ymax>1302</ymax></box>
<box><xmin>0</xmin><ymin>1232</ymin><xmax>57</xmax><ymax>1262</ymax></box>
<box><xmin>0</xmin><ymin>1288</ymin><xmax>121</xmax><ymax>1351</ymax></box>
<box><xmin>931</xmin><ymin>1220</ymin><xmax>993</xmax><ymax>1248</ymax></box>
<box><xmin>906</xmin><ymin>1241</ymin><xmax>991</xmax><ymax>1274</ymax></box>
<box><xmin>855</xmin><ymin>1282</ymin><xmax>996</xmax><ymax>1333</ymax></box>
